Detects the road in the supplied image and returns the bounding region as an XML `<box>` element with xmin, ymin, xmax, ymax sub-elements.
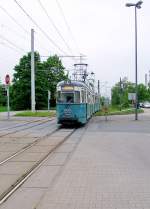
<box><xmin>0</xmin><ymin>110</ymin><xmax>150</xmax><ymax>208</ymax></box>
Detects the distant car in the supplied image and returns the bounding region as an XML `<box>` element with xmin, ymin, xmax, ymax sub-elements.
<box><xmin>143</xmin><ymin>101</ymin><xmax>150</xmax><ymax>108</ymax></box>
<box><xmin>139</xmin><ymin>102</ymin><xmax>143</xmax><ymax>108</ymax></box>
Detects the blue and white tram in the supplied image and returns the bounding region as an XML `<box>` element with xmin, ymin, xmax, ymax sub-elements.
<box><xmin>56</xmin><ymin>80</ymin><xmax>100</xmax><ymax>125</ymax></box>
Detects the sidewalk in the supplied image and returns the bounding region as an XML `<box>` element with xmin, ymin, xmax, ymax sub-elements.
<box><xmin>36</xmin><ymin>114</ymin><xmax>150</xmax><ymax>209</ymax></box>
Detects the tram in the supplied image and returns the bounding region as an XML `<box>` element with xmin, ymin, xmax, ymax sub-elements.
<box><xmin>56</xmin><ymin>63</ymin><xmax>100</xmax><ymax>125</ymax></box>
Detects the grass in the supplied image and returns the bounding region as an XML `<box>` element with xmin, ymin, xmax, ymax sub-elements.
<box><xmin>95</xmin><ymin>106</ymin><xmax>144</xmax><ymax>116</ymax></box>
<box><xmin>0</xmin><ymin>106</ymin><xmax>7</xmax><ymax>112</ymax></box>
<box><xmin>15</xmin><ymin>111</ymin><xmax>56</xmax><ymax>117</ymax></box>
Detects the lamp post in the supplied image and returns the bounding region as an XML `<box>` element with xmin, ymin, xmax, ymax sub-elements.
<box><xmin>125</xmin><ymin>1</ymin><xmax>143</xmax><ymax>120</ymax></box>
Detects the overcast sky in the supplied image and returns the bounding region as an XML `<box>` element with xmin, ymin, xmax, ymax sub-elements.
<box><xmin>0</xmin><ymin>0</ymin><xmax>149</xmax><ymax>96</ymax></box>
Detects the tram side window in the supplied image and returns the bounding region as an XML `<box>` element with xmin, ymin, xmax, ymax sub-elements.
<box><xmin>74</xmin><ymin>91</ymin><xmax>80</xmax><ymax>103</ymax></box>
<box><xmin>88</xmin><ymin>92</ymin><xmax>91</xmax><ymax>103</ymax></box>
<box><xmin>81</xmin><ymin>90</ymin><xmax>86</xmax><ymax>103</ymax></box>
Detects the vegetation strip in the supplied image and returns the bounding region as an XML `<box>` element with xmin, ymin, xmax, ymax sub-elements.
<box><xmin>95</xmin><ymin>108</ymin><xmax>144</xmax><ymax>116</ymax></box>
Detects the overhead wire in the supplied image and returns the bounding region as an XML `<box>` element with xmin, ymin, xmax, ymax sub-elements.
<box><xmin>1</xmin><ymin>24</ymin><xmax>28</xmax><ymax>40</ymax></box>
<box><xmin>0</xmin><ymin>5</ymin><xmax>51</xmax><ymax>54</ymax></box>
<box><xmin>1</xmin><ymin>24</ymin><xmax>50</xmax><ymax>54</ymax></box>
<box><xmin>13</xmin><ymin>0</ymin><xmax>68</xmax><ymax>55</ymax></box>
<box><xmin>0</xmin><ymin>35</ymin><xmax>25</xmax><ymax>52</ymax></box>
<box><xmin>37</xmin><ymin>0</ymin><xmax>75</xmax><ymax>57</ymax></box>
<box><xmin>0</xmin><ymin>5</ymin><xmax>29</xmax><ymax>34</ymax></box>
<box><xmin>0</xmin><ymin>41</ymin><xmax>21</xmax><ymax>53</ymax></box>
<box><xmin>55</xmin><ymin>0</ymin><xmax>80</xmax><ymax>54</ymax></box>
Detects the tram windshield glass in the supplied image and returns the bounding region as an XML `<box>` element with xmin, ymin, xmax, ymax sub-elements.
<box><xmin>57</xmin><ymin>91</ymin><xmax>80</xmax><ymax>103</ymax></box>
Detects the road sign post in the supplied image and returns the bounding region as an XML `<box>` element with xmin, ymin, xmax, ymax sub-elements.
<box><xmin>5</xmin><ymin>74</ymin><xmax>10</xmax><ymax>119</ymax></box>
<box><xmin>7</xmin><ymin>85</ymin><xmax>10</xmax><ymax>119</ymax></box>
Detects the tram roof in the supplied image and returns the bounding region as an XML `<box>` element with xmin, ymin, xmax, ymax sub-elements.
<box><xmin>57</xmin><ymin>80</ymin><xmax>87</xmax><ymax>88</ymax></box>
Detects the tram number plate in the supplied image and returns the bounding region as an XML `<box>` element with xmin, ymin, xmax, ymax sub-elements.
<box><xmin>64</xmin><ymin>108</ymin><xmax>72</xmax><ymax>117</ymax></box>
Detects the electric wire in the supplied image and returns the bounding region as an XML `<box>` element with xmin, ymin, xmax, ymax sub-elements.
<box><xmin>0</xmin><ymin>35</ymin><xmax>25</xmax><ymax>52</ymax></box>
<box><xmin>1</xmin><ymin>24</ymin><xmax>50</xmax><ymax>54</ymax></box>
<box><xmin>0</xmin><ymin>41</ymin><xmax>21</xmax><ymax>53</ymax></box>
<box><xmin>37</xmin><ymin>0</ymin><xmax>75</xmax><ymax>56</ymax></box>
<box><xmin>1</xmin><ymin>24</ymin><xmax>28</xmax><ymax>40</ymax></box>
<box><xmin>55</xmin><ymin>0</ymin><xmax>80</xmax><ymax>54</ymax></box>
<box><xmin>13</xmin><ymin>0</ymin><xmax>68</xmax><ymax>55</ymax></box>
<box><xmin>0</xmin><ymin>6</ymin><xmax>51</xmax><ymax>54</ymax></box>
<box><xmin>0</xmin><ymin>5</ymin><xmax>29</xmax><ymax>34</ymax></box>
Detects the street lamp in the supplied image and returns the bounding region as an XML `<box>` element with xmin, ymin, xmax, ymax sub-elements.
<box><xmin>125</xmin><ymin>1</ymin><xmax>143</xmax><ymax>120</ymax></box>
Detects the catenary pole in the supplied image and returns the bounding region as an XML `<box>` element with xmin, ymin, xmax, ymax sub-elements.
<box><xmin>31</xmin><ymin>28</ymin><xmax>35</xmax><ymax>112</ymax></box>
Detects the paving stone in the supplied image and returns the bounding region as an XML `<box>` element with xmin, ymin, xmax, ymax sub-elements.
<box><xmin>25</xmin><ymin>145</ymin><xmax>55</xmax><ymax>153</ymax></box>
<box><xmin>54</xmin><ymin>143</ymin><xmax>76</xmax><ymax>153</ymax></box>
<box><xmin>0</xmin><ymin>144</ymin><xmax>25</xmax><ymax>152</ymax></box>
<box><xmin>43</xmin><ymin>153</ymin><xmax>69</xmax><ymax>165</ymax></box>
<box><xmin>0</xmin><ymin>174</ymin><xmax>20</xmax><ymax>195</ymax></box>
<box><xmin>2</xmin><ymin>114</ymin><xmax>150</xmax><ymax>208</ymax></box>
<box><xmin>0</xmin><ymin>152</ymin><xmax>15</xmax><ymax>161</ymax></box>
<box><xmin>0</xmin><ymin>161</ymin><xmax>34</xmax><ymax>175</ymax></box>
<box><xmin>0</xmin><ymin>188</ymin><xmax>46</xmax><ymax>209</ymax></box>
<box><xmin>23</xmin><ymin>165</ymin><xmax>60</xmax><ymax>188</ymax></box>
<box><xmin>10</xmin><ymin>152</ymin><xmax>46</xmax><ymax>162</ymax></box>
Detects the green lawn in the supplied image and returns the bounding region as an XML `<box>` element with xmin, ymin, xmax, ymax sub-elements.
<box><xmin>0</xmin><ymin>106</ymin><xmax>7</xmax><ymax>112</ymax></box>
<box><xmin>95</xmin><ymin>107</ymin><xmax>144</xmax><ymax>116</ymax></box>
<box><xmin>15</xmin><ymin>111</ymin><xmax>56</xmax><ymax>117</ymax></box>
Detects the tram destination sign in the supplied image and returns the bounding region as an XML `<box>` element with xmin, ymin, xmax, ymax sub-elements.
<box><xmin>62</xmin><ymin>86</ymin><xmax>74</xmax><ymax>91</ymax></box>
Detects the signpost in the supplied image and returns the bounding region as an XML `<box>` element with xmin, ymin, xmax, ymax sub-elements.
<box><xmin>5</xmin><ymin>74</ymin><xmax>10</xmax><ymax>119</ymax></box>
<box><xmin>128</xmin><ymin>93</ymin><xmax>136</xmax><ymax>108</ymax></box>
<box><xmin>128</xmin><ymin>93</ymin><xmax>136</xmax><ymax>101</ymax></box>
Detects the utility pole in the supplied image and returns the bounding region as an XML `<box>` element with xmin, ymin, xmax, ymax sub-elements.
<box><xmin>145</xmin><ymin>73</ymin><xmax>148</xmax><ymax>88</ymax></box>
<box><xmin>31</xmin><ymin>28</ymin><xmax>35</xmax><ymax>112</ymax></box>
<box><xmin>120</xmin><ymin>77</ymin><xmax>122</xmax><ymax>111</ymax></box>
<box><xmin>98</xmin><ymin>80</ymin><xmax>100</xmax><ymax>95</ymax></box>
<box><xmin>149</xmin><ymin>70</ymin><xmax>150</xmax><ymax>88</ymax></box>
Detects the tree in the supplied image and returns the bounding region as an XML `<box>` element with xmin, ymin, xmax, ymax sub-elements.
<box><xmin>111</xmin><ymin>78</ymin><xmax>150</xmax><ymax>108</ymax></box>
<box><xmin>11</xmin><ymin>52</ymin><xmax>42</xmax><ymax>110</ymax></box>
<box><xmin>43</xmin><ymin>55</ymin><xmax>68</xmax><ymax>106</ymax></box>
<box><xmin>137</xmin><ymin>84</ymin><xmax>149</xmax><ymax>102</ymax></box>
<box><xmin>11</xmin><ymin>53</ymin><xmax>67</xmax><ymax>110</ymax></box>
<box><xmin>111</xmin><ymin>78</ymin><xmax>135</xmax><ymax>108</ymax></box>
<box><xmin>0</xmin><ymin>79</ymin><xmax>6</xmax><ymax>106</ymax></box>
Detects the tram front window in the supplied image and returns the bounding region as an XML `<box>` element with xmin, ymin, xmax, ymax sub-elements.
<box><xmin>57</xmin><ymin>92</ymin><xmax>74</xmax><ymax>103</ymax></box>
<box><xmin>64</xmin><ymin>93</ymin><xmax>74</xmax><ymax>103</ymax></box>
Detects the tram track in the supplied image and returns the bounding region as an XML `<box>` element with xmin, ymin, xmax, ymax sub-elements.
<box><xmin>0</xmin><ymin>117</ymin><xmax>55</xmax><ymax>138</ymax></box>
<box><xmin>0</xmin><ymin>126</ymin><xmax>59</xmax><ymax>166</ymax></box>
<box><xmin>0</xmin><ymin>117</ymin><xmax>54</xmax><ymax>132</ymax></box>
<box><xmin>0</xmin><ymin>127</ymin><xmax>76</xmax><ymax>205</ymax></box>
<box><xmin>0</xmin><ymin>118</ymin><xmax>57</xmax><ymax>170</ymax></box>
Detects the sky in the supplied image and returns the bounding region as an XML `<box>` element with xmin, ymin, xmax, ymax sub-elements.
<box><xmin>0</xmin><ymin>0</ymin><xmax>149</xmax><ymax>97</ymax></box>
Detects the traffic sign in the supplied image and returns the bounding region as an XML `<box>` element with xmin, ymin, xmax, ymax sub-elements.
<box><xmin>128</xmin><ymin>93</ymin><xmax>136</xmax><ymax>101</ymax></box>
<box><xmin>5</xmin><ymin>74</ymin><xmax>10</xmax><ymax>85</ymax></box>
